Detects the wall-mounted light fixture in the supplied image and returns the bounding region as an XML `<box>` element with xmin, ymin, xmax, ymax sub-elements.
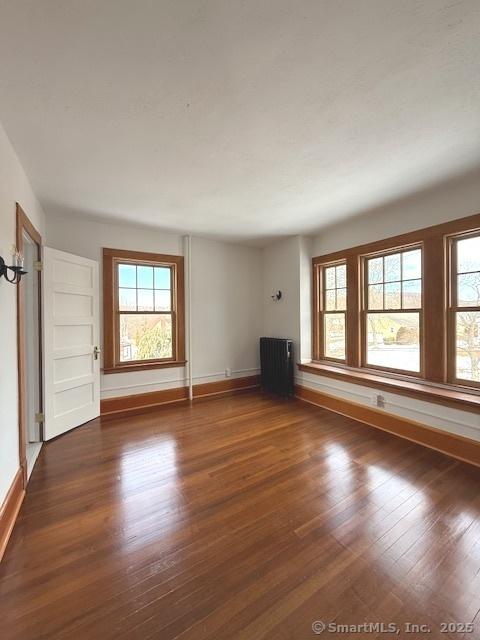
<box><xmin>271</xmin><ymin>290</ymin><xmax>282</xmax><ymax>302</ymax></box>
<box><xmin>0</xmin><ymin>248</ymin><xmax>27</xmax><ymax>284</ymax></box>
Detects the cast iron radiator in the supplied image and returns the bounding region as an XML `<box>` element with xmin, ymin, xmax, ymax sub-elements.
<box><xmin>260</xmin><ymin>337</ymin><xmax>294</xmax><ymax>396</ymax></box>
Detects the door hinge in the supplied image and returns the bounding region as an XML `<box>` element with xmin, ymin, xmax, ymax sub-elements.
<box><xmin>35</xmin><ymin>412</ymin><xmax>45</xmax><ymax>423</ymax></box>
<box><xmin>33</xmin><ymin>261</ymin><xmax>43</xmax><ymax>271</ymax></box>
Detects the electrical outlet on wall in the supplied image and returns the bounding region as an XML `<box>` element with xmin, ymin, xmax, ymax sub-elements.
<box><xmin>371</xmin><ymin>394</ymin><xmax>385</xmax><ymax>408</ymax></box>
<box><xmin>225</xmin><ymin>368</ymin><xmax>231</xmax><ymax>377</ymax></box>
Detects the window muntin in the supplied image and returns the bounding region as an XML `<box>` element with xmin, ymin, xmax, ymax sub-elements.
<box><xmin>116</xmin><ymin>262</ymin><xmax>174</xmax><ymax>363</ymax></box>
<box><xmin>364</xmin><ymin>248</ymin><xmax>422</xmax><ymax>374</ymax></box>
<box><xmin>312</xmin><ymin>214</ymin><xmax>480</xmax><ymax>397</ymax></box>
<box><xmin>451</xmin><ymin>234</ymin><xmax>480</xmax><ymax>385</ymax></box>
<box><xmin>322</xmin><ymin>263</ymin><xmax>347</xmax><ymax>361</ymax></box>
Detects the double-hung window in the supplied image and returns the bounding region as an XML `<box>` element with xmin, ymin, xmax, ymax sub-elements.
<box><xmin>449</xmin><ymin>233</ymin><xmax>480</xmax><ymax>386</ymax></box>
<box><xmin>103</xmin><ymin>249</ymin><xmax>185</xmax><ymax>373</ymax></box>
<box><xmin>311</xmin><ymin>213</ymin><xmax>480</xmax><ymax>406</ymax></box>
<box><xmin>364</xmin><ymin>248</ymin><xmax>422</xmax><ymax>374</ymax></box>
<box><xmin>320</xmin><ymin>262</ymin><xmax>347</xmax><ymax>361</ymax></box>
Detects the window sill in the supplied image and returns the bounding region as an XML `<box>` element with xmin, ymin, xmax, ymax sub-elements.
<box><xmin>103</xmin><ymin>360</ymin><xmax>187</xmax><ymax>374</ymax></box>
<box><xmin>297</xmin><ymin>362</ymin><xmax>480</xmax><ymax>413</ymax></box>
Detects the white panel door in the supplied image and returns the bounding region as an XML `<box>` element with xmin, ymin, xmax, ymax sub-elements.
<box><xmin>43</xmin><ymin>247</ymin><xmax>100</xmax><ymax>440</ymax></box>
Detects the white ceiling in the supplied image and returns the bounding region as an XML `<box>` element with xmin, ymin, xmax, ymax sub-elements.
<box><xmin>0</xmin><ymin>0</ymin><xmax>479</xmax><ymax>245</ymax></box>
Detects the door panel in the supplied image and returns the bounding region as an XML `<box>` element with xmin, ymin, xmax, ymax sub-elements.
<box><xmin>43</xmin><ymin>248</ymin><xmax>100</xmax><ymax>440</ymax></box>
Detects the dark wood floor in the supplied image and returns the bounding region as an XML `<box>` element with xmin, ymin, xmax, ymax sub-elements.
<box><xmin>2</xmin><ymin>391</ymin><xmax>480</xmax><ymax>640</ymax></box>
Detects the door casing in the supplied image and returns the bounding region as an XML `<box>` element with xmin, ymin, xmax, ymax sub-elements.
<box><xmin>16</xmin><ymin>203</ymin><xmax>43</xmax><ymax>488</ymax></box>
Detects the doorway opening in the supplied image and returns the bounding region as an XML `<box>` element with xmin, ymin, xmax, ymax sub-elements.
<box><xmin>17</xmin><ymin>204</ymin><xmax>43</xmax><ymax>484</ymax></box>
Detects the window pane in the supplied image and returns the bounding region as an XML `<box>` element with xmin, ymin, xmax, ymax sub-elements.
<box><xmin>457</xmin><ymin>273</ymin><xmax>480</xmax><ymax>307</ymax></box>
<box><xmin>457</xmin><ymin>236</ymin><xmax>480</xmax><ymax>274</ymax></box>
<box><xmin>384</xmin><ymin>282</ymin><xmax>401</xmax><ymax>309</ymax></box>
<box><xmin>325</xmin><ymin>289</ymin><xmax>336</xmax><ymax>310</ymax></box>
<box><xmin>455</xmin><ymin>312</ymin><xmax>480</xmax><ymax>382</ymax></box>
<box><xmin>155</xmin><ymin>290</ymin><xmax>171</xmax><ymax>311</ymax></box>
<box><xmin>137</xmin><ymin>289</ymin><xmax>154</xmax><ymax>311</ymax></box>
<box><xmin>325</xmin><ymin>267</ymin><xmax>336</xmax><ymax>289</ymax></box>
<box><xmin>336</xmin><ymin>288</ymin><xmax>347</xmax><ymax>311</ymax></box>
<box><xmin>118</xmin><ymin>264</ymin><xmax>136</xmax><ymax>288</ymax></box>
<box><xmin>366</xmin><ymin>312</ymin><xmax>420</xmax><ymax>372</ymax></box>
<box><xmin>384</xmin><ymin>253</ymin><xmax>401</xmax><ymax>282</ymax></box>
<box><xmin>368</xmin><ymin>284</ymin><xmax>383</xmax><ymax>310</ymax></box>
<box><xmin>137</xmin><ymin>266</ymin><xmax>153</xmax><ymax>289</ymax></box>
<box><xmin>402</xmin><ymin>249</ymin><xmax>421</xmax><ymax>280</ymax></box>
<box><xmin>324</xmin><ymin>313</ymin><xmax>345</xmax><ymax>360</ymax></box>
<box><xmin>336</xmin><ymin>264</ymin><xmax>346</xmax><ymax>288</ymax></box>
<box><xmin>368</xmin><ymin>257</ymin><xmax>383</xmax><ymax>284</ymax></box>
<box><xmin>402</xmin><ymin>279</ymin><xmax>421</xmax><ymax>308</ymax></box>
<box><xmin>119</xmin><ymin>288</ymin><xmax>136</xmax><ymax>311</ymax></box>
<box><xmin>155</xmin><ymin>267</ymin><xmax>171</xmax><ymax>289</ymax></box>
<box><xmin>119</xmin><ymin>314</ymin><xmax>172</xmax><ymax>362</ymax></box>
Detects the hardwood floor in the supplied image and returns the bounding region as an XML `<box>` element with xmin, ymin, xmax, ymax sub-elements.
<box><xmin>2</xmin><ymin>391</ymin><xmax>480</xmax><ymax>639</ymax></box>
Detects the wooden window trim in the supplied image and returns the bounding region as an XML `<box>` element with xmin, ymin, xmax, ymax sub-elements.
<box><xmin>311</xmin><ymin>211</ymin><xmax>480</xmax><ymax>398</ymax></box>
<box><xmin>103</xmin><ymin>248</ymin><xmax>185</xmax><ymax>374</ymax></box>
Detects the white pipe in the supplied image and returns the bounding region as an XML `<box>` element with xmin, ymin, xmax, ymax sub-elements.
<box><xmin>184</xmin><ymin>235</ymin><xmax>193</xmax><ymax>401</ymax></box>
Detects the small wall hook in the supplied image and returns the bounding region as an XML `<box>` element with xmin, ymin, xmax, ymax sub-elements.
<box><xmin>271</xmin><ymin>290</ymin><xmax>282</xmax><ymax>302</ymax></box>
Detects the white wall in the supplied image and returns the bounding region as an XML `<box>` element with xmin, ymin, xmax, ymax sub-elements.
<box><xmin>46</xmin><ymin>213</ymin><xmax>263</xmax><ymax>398</ymax></box>
<box><xmin>262</xmin><ymin>235</ymin><xmax>312</xmax><ymax>366</ymax></box>
<box><xmin>0</xmin><ymin>122</ymin><xmax>45</xmax><ymax>505</ymax></box>
<box><xmin>191</xmin><ymin>237</ymin><xmax>262</xmax><ymax>384</ymax></box>
<box><xmin>301</xmin><ymin>169</ymin><xmax>480</xmax><ymax>442</ymax></box>
<box><xmin>298</xmin><ymin>236</ymin><xmax>313</xmax><ymax>363</ymax></box>
<box><xmin>314</xmin><ymin>168</ymin><xmax>480</xmax><ymax>256</ymax></box>
<box><xmin>262</xmin><ymin>236</ymin><xmax>301</xmax><ymax>358</ymax></box>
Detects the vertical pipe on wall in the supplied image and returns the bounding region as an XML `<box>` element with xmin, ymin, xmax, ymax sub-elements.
<box><xmin>183</xmin><ymin>235</ymin><xmax>193</xmax><ymax>400</ymax></box>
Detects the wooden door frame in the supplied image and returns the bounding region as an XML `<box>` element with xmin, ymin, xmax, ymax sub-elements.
<box><xmin>16</xmin><ymin>203</ymin><xmax>43</xmax><ymax>488</ymax></box>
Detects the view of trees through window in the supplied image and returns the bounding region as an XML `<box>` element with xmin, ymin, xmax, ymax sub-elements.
<box><xmin>313</xmin><ymin>218</ymin><xmax>480</xmax><ymax>392</ymax></box>
<box><xmin>323</xmin><ymin>263</ymin><xmax>346</xmax><ymax>360</ymax></box>
<box><xmin>366</xmin><ymin>248</ymin><xmax>421</xmax><ymax>373</ymax></box>
<box><xmin>454</xmin><ymin>235</ymin><xmax>480</xmax><ymax>382</ymax></box>
<box><xmin>118</xmin><ymin>263</ymin><xmax>173</xmax><ymax>362</ymax></box>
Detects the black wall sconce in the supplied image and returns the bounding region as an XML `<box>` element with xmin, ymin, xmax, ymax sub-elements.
<box><xmin>271</xmin><ymin>290</ymin><xmax>282</xmax><ymax>302</ymax></box>
<box><xmin>0</xmin><ymin>250</ymin><xmax>27</xmax><ymax>284</ymax></box>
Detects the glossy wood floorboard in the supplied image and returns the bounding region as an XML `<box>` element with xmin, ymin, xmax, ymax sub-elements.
<box><xmin>2</xmin><ymin>391</ymin><xmax>480</xmax><ymax>640</ymax></box>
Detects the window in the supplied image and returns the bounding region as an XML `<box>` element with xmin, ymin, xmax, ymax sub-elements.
<box><xmin>103</xmin><ymin>249</ymin><xmax>185</xmax><ymax>373</ymax></box>
<box><xmin>450</xmin><ymin>233</ymin><xmax>480</xmax><ymax>385</ymax></box>
<box><xmin>364</xmin><ymin>248</ymin><xmax>422</xmax><ymax>373</ymax></box>
<box><xmin>320</xmin><ymin>262</ymin><xmax>347</xmax><ymax>361</ymax></box>
<box><xmin>311</xmin><ymin>212</ymin><xmax>480</xmax><ymax>401</ymax></box>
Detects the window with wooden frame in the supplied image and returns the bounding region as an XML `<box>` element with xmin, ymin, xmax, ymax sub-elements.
<box><xmin>363</xmin><ymin>247</ymin><xmax>422</xmax><ymax>374</ymax></box>
<box><xmin>103</xmin><ymin>248</ymin><xmax>185</xmax><ymax>373</ymax></box>
<box><xmin>448</xmin><ymin>232</ymin><xmax>480</xmax><ymax>387</ymax></box>
<box><xmin>308</xmin><ymin>212</ymin><xmax>480</xmax><ymax>410</ymax></box>
<box><xmin>319</xmin><ymin>262</ymin><xmax>347</xmax><ymax>361</ymax></box>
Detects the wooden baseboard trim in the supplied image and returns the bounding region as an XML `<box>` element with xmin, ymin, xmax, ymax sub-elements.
<box><xmin>295</xmin><ymin>384</ymin><xmax>480</xmax><ymax>468</ymax></box>
<box><xmin>0</xmin><ymin>469</ymin><xmax>25</xmax><ymax>562</ymax></box>
<box><xmin>100</xmin><ymin>375</ymin><xmax>260</xmax><ymax>418</ymax></box>
<box><xmin>193</xmin><ymin>375</ymin><xmax>260</xmax><ymax>398</ymax></box>
<box><xmin>101</xmin><ymin>386</ymin><xmax>189</xmax><ymax>418</ymax></box>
